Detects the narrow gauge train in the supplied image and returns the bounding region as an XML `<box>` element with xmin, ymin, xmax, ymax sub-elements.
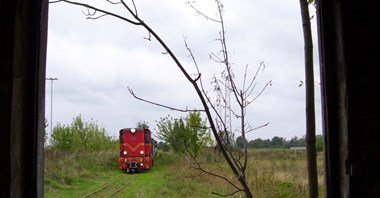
<box><xmin>118</xmin><ymin>128</ymin><xmax>157</xmax><ymax>173</ymax></box>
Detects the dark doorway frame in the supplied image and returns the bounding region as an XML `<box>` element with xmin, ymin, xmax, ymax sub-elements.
<box><xmin>1</xmin><ymin>0</ymin><xmax>379</xmax><ymax>197</ymax></box>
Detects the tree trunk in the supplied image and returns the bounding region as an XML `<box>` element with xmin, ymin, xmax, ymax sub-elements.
<box><xmin>299</xmin><ymin>0</ymin><xmax>319</xmax><ymax>197</ymax></box>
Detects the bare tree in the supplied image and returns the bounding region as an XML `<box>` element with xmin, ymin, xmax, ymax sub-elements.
<box><xmin>50</xmin><ymin>1</ymin><xmax>271</xmax><ymax>197</ymax></box>
<box><xmin>299</xmin><ymin>0</ymin><xmax>318</xmax><ymax>197</ymax></box>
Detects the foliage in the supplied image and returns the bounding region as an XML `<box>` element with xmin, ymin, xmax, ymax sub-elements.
<box><xmin>136</xmin><ymin>120</ymin><xmax>149</xmax><ymax>129</ymax></box>
<box><xmin>50</xmin><ymin>115</ymin><xmax>114</xmax><ymax>151</ymax></box>
<box><xmin>315</xmin><ymin>135</ymin><xmax>323</xmax><ymax>152</ymax></box>
<box><xmin>156</xmin><ymin>112</ymin><xmax>212</xmax><ymax>156</ymax></box>
<box><xmin>248</xmin><ymin>135</ymin><xmax>324</xmax><ymax>150</ymax></box>
<box><xmin>271</xmin><ymin>136</ymin><xmax>285</xmax><ymax>148</ymax></box>
<box><xmin>157</xmin><ymin>141</ymin><xmax>171</xmax><ymax>152</ymax></box>
<box><xmin>236</xmin><ymin>136</ymin><xmax>248</xmax><ymax>149</ymax></box>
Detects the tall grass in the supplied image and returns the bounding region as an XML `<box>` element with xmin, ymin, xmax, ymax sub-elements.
<box><xmin>182</xmin><ymin>148</ymin><xmax>324</xmax><ymax>197</ymax></box>
<box><xmin>44</xmin><ymin>148</ymin><xmax>324</xmax><ymax>197</ymax></box>
<box><xmin>44</xmin><ymin>149</ymin><xmax>120</xmax><ymax>197</ymax></box>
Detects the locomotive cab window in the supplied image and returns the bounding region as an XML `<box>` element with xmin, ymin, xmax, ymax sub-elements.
<box><xmin>119</xmin><ymin>133</ymin><xmax>123</xmax><ymax>144</ymax></box>
<box><xmin>144</xmin><ymin>130</ymin><xmax>151</xmax><ymax>143</ymax></box>
<box><xmin>131</xmin><ymin>132</ymin><xmax>136</xmax><ymax>141</ymax></box>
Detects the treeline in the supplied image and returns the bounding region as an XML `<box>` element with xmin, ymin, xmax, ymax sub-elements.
<box><xmin>157</xmin><ymin>134</ymin><xmax>324</xmax><ymax>152</ymax></box>
<box><xmin>237</xmin><ymin>135</ymin><xmax>324</xmax><ymax>151</ymax></box>
<box><xmin>47</xmin><ymin>115</ymin><xmax>117</xmax><ymax>151</ymax></box>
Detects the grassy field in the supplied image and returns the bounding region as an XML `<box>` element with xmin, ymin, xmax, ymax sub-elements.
<box><xmin>44</xmin><ymin>148</ymin><xmax>324</xmax><ymax>197</ymax></box>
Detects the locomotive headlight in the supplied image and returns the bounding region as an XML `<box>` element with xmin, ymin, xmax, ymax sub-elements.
<box><xmin>140</xmin><ymin>150</ymin><xmax>144</xmax><ymax>155</ymax></box>
<box><xmin>131</xmin><ymin>128</ymin><xmax>136</xmax><ymax>133</ymax></box>
<box><xmin>123</xmin><ymin>151</ymin><xmax>127</xmax><ymax>155</ymax></box>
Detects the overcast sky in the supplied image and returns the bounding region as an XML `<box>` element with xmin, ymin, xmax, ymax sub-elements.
<box><xmin>46</xmin><ymin>0</ymin><xmax>321</xmax><ymax>141</ymax></box>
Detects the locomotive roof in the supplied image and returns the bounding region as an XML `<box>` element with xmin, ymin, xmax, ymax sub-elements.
<box><xmin>119</xmin><ymin>128</ymin><xmax>150</xmax><ymax>132</ymax></box>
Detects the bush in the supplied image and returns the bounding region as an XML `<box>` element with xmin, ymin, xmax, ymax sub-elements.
<box><xmin>156</xmin><ymin>112</ymin><xmax>212</xmax><ymax>156</ymax></box>
<box><xmin>50</xmin><ymin>115</ymin><xmax>115</xmax><ymax>151</ymax></box>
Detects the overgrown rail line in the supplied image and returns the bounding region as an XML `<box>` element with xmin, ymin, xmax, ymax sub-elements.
<box><xmin>80</xmin><ymin>175</ymin><xmax>133</xmax><ymax>198</ymax></box>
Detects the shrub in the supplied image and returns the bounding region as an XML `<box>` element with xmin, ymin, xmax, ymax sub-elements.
<box><xmin>50</xmin><ymin>115</ymin><xmax>114</xmax><ymax>151</ymax></box>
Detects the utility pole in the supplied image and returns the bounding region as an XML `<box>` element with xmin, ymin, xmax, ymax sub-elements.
<box><xmin>46</xmin><ymin>77</ymin><xmax>58</xmax><ymax>136</ymax></box>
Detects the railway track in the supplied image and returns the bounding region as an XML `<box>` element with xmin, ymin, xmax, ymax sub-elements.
<box><xmin>80</xmin><ymin>175</ymin><xmax>133</xmax><ymax>198</ymax></box>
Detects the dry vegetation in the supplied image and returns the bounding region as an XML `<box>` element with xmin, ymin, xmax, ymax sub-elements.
<box><xmin>181</xmin><ymin>148</ymin><xmax>324</xmax><ymax>197</ymax></box>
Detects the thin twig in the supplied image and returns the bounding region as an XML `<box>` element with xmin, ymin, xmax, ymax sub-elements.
<box><xmin>187</xmin><ymin>2</ymin><xmax>221</xmax><ymax>23</ymax></box>
<box><xmin>245</xmin><ymin>122</ymin><xmax>270</xmax><ymax>134</ymax></box>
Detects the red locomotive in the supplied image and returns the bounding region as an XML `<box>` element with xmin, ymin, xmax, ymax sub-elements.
<box><xmin>118</xmin><ymin>128</ymin><xmax>157</xmax><ymax>173</ymax></box>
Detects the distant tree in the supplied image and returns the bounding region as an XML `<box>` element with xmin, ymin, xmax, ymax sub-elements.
<box><xmin>315</xmin><ymin>135</ymin><xmax>323</xmax><ymax>152</ymax></box>
<box><xmin>137</xmin><ymin>121</ymin><xmax>149</xmax><ymax>129</ymax></box>
<box><xmin>247</xmin><ymin>135</ymin><xmax>317</xmax><ymax>149</ymax></box>
<box><xmin>156</xmin><ymin>112</ymin><xmax>212</xmax><ymax>156</ymax></box>
<box><xmin>157</xmin><ymin>141</ymin><xmax>170</xmax><ymax>152</ymax></box>
<box><xmin>289</xmin><ymin>136</ymin><xmax>299</xmax><ymax>147</ymax></box>
<box><xmin>156</xmin><ymin>116</ymin><xmax>186</xmax><ymax>153</ymax></box>
<box><xmin>236</xmin><ymin>136</ymin><xmax>248</xmax><ymax>149</ymax></box>
<box><xmin>50</xmin><ymin>115</ymin><xmax>113</xmax><ymax>151</ymax></box>
<box><xmin>271</xmin><ymin>136</ymin><xmax>285</xmax><ymax>148</ymax></box>
<box><xmin>186</xmin><ymin>112</ymin><xmax>213</xmax><ymax>155</ymax></box>
<box><xmin>50</xmin><ymin>122</ymin><xmax>79</xmax><ymax>151</ymax></box>
<box><xmin>248</xmin><ymin>138</ymin><xmax>271</xmax><ymax>149</ymax></box>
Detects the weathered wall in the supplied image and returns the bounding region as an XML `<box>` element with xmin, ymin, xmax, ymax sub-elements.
<box><xmin>317</xmin><ymin>0</ymin><xmax>380</xmax><ymax>197</ymax></box>
<box><xmin>0</xmin><ymin>0</ymin><xmax>48</xmax><ymax>197</ymax></box>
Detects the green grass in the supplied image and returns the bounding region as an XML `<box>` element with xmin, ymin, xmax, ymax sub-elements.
<box><xmin>113</xmin><ymin>152</ymin><xmax>230</xmax><ymax>198</ymax></box>
<box><xmin>44</xmin><ymin>148</ymin><xmax>324</xmax><ymax>197</ymax></box>
<box><xmin>44</xmin><ymin>149</ymin><xmax>120</xmax><ymax>197</ymax></box>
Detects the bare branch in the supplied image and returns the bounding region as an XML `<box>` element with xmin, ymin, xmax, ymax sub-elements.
<box><xmin>183</xmin><ymin>169</ymin><xmax>203</xmax><ymax>179</ymax></box>
<box><xmin>244</xmin><ymin>83</ymin><xmax>257</xmax><ymax>101</ymax></box>
<box><xmin>120</xmin><ymin>0</ymin><xmax>138</xmax><ymax>18</ymax></box>
<box><xmin>183</xmin><ymin>37</ymin><xmax>202</xmax><ymax>82</ymax></box>
<box><xmin>187</xmin><ymin>2</ymin><xmax>221</xmax><ymax>23</ymax></box>
<box><xmin>242</xmin><ymin>64</ymin><xmax>249</xmax><ymax>92</ymax></box>
<box><xmin>209</xmin><ymin>52</ymin><xmax>224</xmax><ymax>64</ymax></box>
<box><xmin>50</xmin><ymin>0</ymin><xmax>142</xmax><ymax>25</ymax></box>
<box><xmin>143</xmin><ymin>32</ymin><xmax>152</xmax><ymax>41</ymax></box>
<box><xmin>131</xmin><ymin>0</ymin><xmax>138</xmax><ymax>16</ymax></box>
<box><xmin>128</xmin><ymin>87</ymin><xmax>205</xmax><ymax>112</ymax></box>
<box><xmin>184</xmin><ymin>144</ymin><xmax>242</xmax><ymax>191</ymax></box>
<box><xmin>246</xmin><ymin>80</ymin><xmax>272</xmax><ymax>105</ymax></box>
<box><xmin>106</xmin><ymin>0</ymin><xmax>122</xmax><ymax>5</ymax></box>
<box><xmin>245</xmin><ymin>122</ymin><xmax>270</xmax><ymax>134</ymax></box>
<box><xmin>85</xmin><ymin>13</ymin><xmax>108</xmax><ymax>20</ymax></box>
<box><xmin>212</xmin><ymin>189</ymin><xmax>243</xmax><ymax>197</ymax></box>
<box><xmin>243</xmin><ymin>61</ymin><xmax>266</xmax><ymax>96</ymax></box>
